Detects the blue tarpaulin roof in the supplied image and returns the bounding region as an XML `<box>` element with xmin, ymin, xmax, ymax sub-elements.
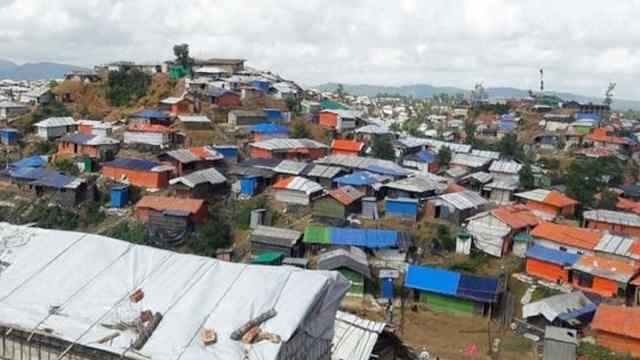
<box><xmin>457</xmin><ymin>274</ymin><xmax>500</xmax><ymax>303</ymax></box>
<box><xmin>30</xmin><ymin>172</ymin><xmax>77</xmax><ymax>189</ymax></box>
<box><xmin>366</xmin><ymin>164</ymin><xmax>410</xmax><ymax>176</ymax></box>
<box><xmin>10</xmin><ymin>155</ymin><xmax>45</xmax><ymax>170</ymax></box>
<box><xmin>131</xmin><ymin>110</ymin><xmax>170</xmax><ymax>119</ymax></box>
<box><xmin>576</xmin><ymin>112</ymin><xmax>601</xmax><ymax>121</ymax></box>
<box><xmin>9</xmin><ymin>167</ymin><xmax>48</xmax><ymax>181</ymax></box>
<box><xmin>417</xmin><ymin>150</ymin><xmax>437</xmax><ymax>163</ymax></box>
<box><xmin>335</xmin><ymin>171</ymin><xmax>380</xmax><ymax>186</ymax></box>
<box><xmin>526</xmin><ymin>244</ymin><xmax>581</xmax><ymax>266</ymax></box>
<box><xmin>404</xmin><ymin>265</ymin><xmax>460</xmax><ymax>296</ymax></box>
<box><xmin>249</xmin><ymin>123</ymin><xmax>289</xmax><ymax>134</ymax></box>
<box><xmin>557</xmin><ymin>302</ymin><xmax>597</xmax><ymax>321</ymax></box>
<box><xmin>103</xmin><ymin>158</ymin><xmax>161</xmax><ymax>171</ymax></box>
<box><xmin>330</xmin><ymin>227</ymin><xmax>399</xmax><ymax>249</ymax></box>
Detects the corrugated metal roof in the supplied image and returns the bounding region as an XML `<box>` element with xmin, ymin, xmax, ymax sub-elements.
<box><xmin>515</xmin><ymin>189</ymin><xmax>550</xmax><ymax>202</ymax></box>
<box><xmin>160</xmin><ymin>96</ymin><xmax>184</xmax><ymax>105</ymax></box>
<box><xmin>422</xmin><ymin>138</ymin><xmax>471</xmax><ymax>153</ymax></box>
<box><xmin>483</xmin><ymin>178</ymin><xmax>519</xmax><ymax>191</ymax></box>
<box><xmin>525</xmin><ymin>244</ymin><xmax>581</xmax><ymax>266</ymax></box>
<box><xmin>302</xmin><ymin>164</ymin><xmax>344</xmax><ymax>179</ymax></box>
<box><xmin>34</xmin><ymin>117</ymin><xmax>76</xmax><ymax>128</ymax></box>
<box><xmin>489</xmin><ymin>160</ymin><xmax>522</xmax><ymax>174</ymax></box>
<box><xmin>451</xmin><ymin>153</ymin><xmax>492</xmax><ymax>168</ymax></box>
<box><xmin>320</xmin><ymin>109</ymin><xmax>360</xmax><ymax>118</ymax></box>
<box><xmin>273</xmin><ymin>176</ymin><xmax>323</xmax><ymax>194</ymax></box>
<box><xmin>177</xmin><ymin>115</ymin><xmax>210</xmax><ymax>123</ymax></box>
<box><xmin>249</xmin><ymin>225</ymin><xmax>302</xmax><ymax>247</ymax></box>
<box><xmin>383</xmin><ymin>175</ymin><xmax>440</xmax><ymax>193</ymax></box>
<box><xmin>332</xmin><ymin>311</ymin><xmax>385</xmax><ymax>360</ymax></box>
<box><xmin>595</xmin><ymin>233</ymin><xmax>640</xmax><ymax>260</ymax></box>
<box><xmin>327</xmin><ymin>186</ymin><xmax>365</xmax><ymax>205</ymax></box>
<box><xmin>445</xmin><ymin>166</ymin><xmax>470</xmax><ymax>178</ymax></box>
<box><xmin>315</xmin><ymin>154</ymin><xmax>409</xmax><ymax>176</ymax></box>
<box><xmin>462</xmin><ymin>172</ymin><xmax>493</xmax><ymax>184</ymax></box>
<box><xmin>404</xmin><ymin>265</ymin><xmax>460</xmax><ymax>296</ymax></box>
<box><xmin>103</xmin><ymin>158</ymin><xmax>164</xmax><ymax>171</ymax></box>
<box><xmin>331</xmin><ymin>139</ymin><xmax>364</xmax><ymax>152</ymax></box>
<box><xmin>471</xmin><ymin>149</ymin><xmax>501</xmax><ymax>160</ymax></box>
<box><xmin>440</xmin><ymin>190</ymin><xmax>488</xmax><ymax>210</ymax></box>
<box><xmin>250</xmin><ymin>138</ymin><xmax>327</xmax><ymax>151</ymax></box>
<box><xmin>584</xmin><ymin>209</ymin><xmax>640</xmax><ymax>227</ymax></box>
<box><xmin>545</xmin><ymin>326</ymin><xmax>578</xmax><ymax>345</ymax></box>
<box><xmin>354</xmin><ymin>124</ymin><xmax>390</xmax><ymax>135</ymax></box>
<box><xmin>169</xmin><ymin>168</ymin><xmax>227</xmax><ymax>188</ymax></box>
<box><xmin>60</xmin><ymin>133</ymin><xmax>119</xmax><ymax>146</ymax></box>
<box><xmin>273</xmin><ymin>160</ymin><xmax>309</xmax><ymax>175</ymax></box>
<box><xmin>303</xmin><ymin>225</ymin><xmax>405</xmax><ymax>249</ymax></box>
<box><xmin>531</xmin><ymin>222</ymin><xmax>602</xmax><ymax>250</ymax></box>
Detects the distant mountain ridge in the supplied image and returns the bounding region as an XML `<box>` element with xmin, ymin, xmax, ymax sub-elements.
<box><xmin>0</xmin><ymin>59</ymin><xmax>89</xmax><ymax>81</ymax></box>
<box><xmin>313</xmin><ymin>83</ymin><xmax>640</xmax><ymax>111</ymax></box>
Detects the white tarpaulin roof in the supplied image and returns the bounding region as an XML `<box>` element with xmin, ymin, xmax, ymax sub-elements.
<box><xmin>0</xmin><ymin>224</ymin><xmax>349</xmax><ymax>360</ymax></box>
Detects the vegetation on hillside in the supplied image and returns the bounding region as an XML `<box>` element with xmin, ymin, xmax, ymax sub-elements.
<box><xmin>107</xmin><ymin>68</ymin><xmax>152</xmax><ymax>106</ymax></box>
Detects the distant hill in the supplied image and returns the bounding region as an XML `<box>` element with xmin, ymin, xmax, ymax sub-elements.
<box><xmin>313</xmin><ymin>83</ymin><xmax>640</xmax><ymax>111</ymax></box>
<box><xmin>0</xmin><ymin>59</ymin><xmax>89</xmax><ymax>81</ymax></box>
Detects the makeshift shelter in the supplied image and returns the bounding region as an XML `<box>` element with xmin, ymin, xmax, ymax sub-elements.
<box><xmin>301</xmin><ymin>164</ymin><xmax>345</xmax><ymax>189</ymax></box>
<box><xmin>314</xmin><ymin>155</ymin><xmax>410</xmax><ymax>178</ymax></box>
<box><xmin>29</xmin><ymin>171</ymin><xmax>88</xmax><ymax>207</ymax></box>
<box><xmin>57</xmin><ymin>133</ymin><xmax>120</xmax><ymax>160</ymax></box>
<box><xmin>135</xmin><ymin>195</ymin><xmax>208</xmax><ymax>224</ymax></box>
<box><xmin>401</xmin><ymin>149</ymin><xmax>439</xmax><ymax>173</ymax></box>
<box><xmin>382</xmin><ymin>175</ymin><xmax>440</xmax><ymax>199</ymax></box>
<box><xmin>404</xmin><ymin>265</ymin><xmax>500</xmax><ymax>316</ymax></box>
<box><xmin>33</xmin><ymin>117</ymin><xmax>77</xmax><ymax>140</ymax></box>
<box><xmin>317</xmin><ymin>247</ymin><xmax>371</xmax><ymax>296</ymax></box>
<box><xmin>571</xmin><ymin>254</ymin><xmax>640</xmax><ymax>297</ymax></box>
<box><xmin>591</xmin><ymin>304</ymin><xmax>640</xmax><ymax>357</ymax></box>
<box><xmin>523</xmin><ymin>291</ymin><xmax>596</xmax><ymax>328</ymax></box>
<box><xmin>312</xmin><ymin>186</ymin><xmax>364</xmax><ymax>224</ymax></box>
<box><xmin>583</xmin><ymin>209</ymin><xmax>640</xmax><ymax>238</ymax></box>
<box><xmin>515</xmin><ymin>189</ymin><xmax>578</xmax><ymax>218</ymax></box>
<box><xmin>361</xmin><ymin>197</ymin><xmax>379</xmax><ymax>220</ymax></box>
<box><xmin>333</xmin><ymin>171</ymin><xmax>386</xmax><ymax>196</ymax></box>
<box><xmin>273</xmin><ymin>176</ymin><xmax>323</xmax><ymax>206</ymax></box>
<box><xmin>425</xmin><ymin>190</ymin><xmax>488</xmax><ymax>225</ymax></box>
<box><xmin>129</xmin><ymin>110</ymin><xmax>171</xmax><ymax>125</ymax></box>
<box><xmin>543</xmin><ymin>327</ymin><xmax>578</xmax><ymax>360</ymax></box>
<box><xmin>531</xmin><ymin>221</ymin><xmax>602</xmax><ymax>255</ymax></box>
<box><xmin>177</xmin><ymin>115</ymin><xmax>211</xmax><ymax>130</ymax></box>
<box><xmin>169</xmin><ymin>167</ymin><xmax>227</xmax><ymax>199</ymax></box>
<box><xmin>303</xmin><ymin>225</ymin><xmax>410</xmax><ymax>251</ymax></box>
<box><xmin>466</xmin><ymin>204</ymin><xmax>541</xmax><ymax>257</ymax></box>
<box><xmin>482</xmin><ymin>179</ymin><xmax>519</xmax><ymax>204</ymax></box>
<box><xmin>449</xmin><ymin>153</ymin><xmax>492</xmax><ymax>172</ymax></box>
<box><xmin>0</xmin><ymin>223</ymin><xmax>349</xmax><ymax>360</ymax></box>
<box><xmin>249</xmin><ymin>225</ymin><xmax>303</xmax><ymax>257</ymax></box>
<box><xmin>384</xmin><ymin>198</ymin><xmax>419</xmax><ymax>220</ymax></box>
<box><xmin>249</xmin><ymin>138</ymin><xmax>327</xmax><ymax>161</ymax></box>
<box><xmin>0</xmin><ymin>128</ymin><xmax>19</xmax><ymax>145</ymax></box>
<box><xmin>525</xmin><ymin>244</ymin><xmax>581</xmax><ymax>284</ymax></box>
<box><xmin>459</xmin><ymin>172</ymin><xmax>493</xmax><ymax>192</ymax></box>
<box><xmin>488</xmin><ymin>160</ymin><xmax>522</xmax><ymax>181</ymax></box>
<box><xmin>249</xmin><ymin>123</ymin><xmax>289</xmax><ymax>141</ymax></box>
<box><xmin>330</xmin><ymin>139</ymin><xmax>364</xmax><ymax>156</ymax></box>
<box><xmin>159</xmin><ymin>146</ymin><xmax>224</xmax><ymax>176</ymax></box>
<box><xmin>273</xmin><ymin>160</ymin><xmax>309</xmax><ymax>178</ymax></box>
<box><xmin>124</xmin><ymin>124</ymin><xmax>175</xmax><ymax>149</ymax></box>
<box><xmin>228</xmin><ymin>109</ymin><xmax>267</xmax><ymax>126</ymax></box>
<box><xmin>250</xmin><ymin>251</ymin><xmax>285</xmax><ymax>265</ymax></box>
<box><xmin>318</xmin><ymin>109</ymin><xmax>361</xmax><ymax>132</ymax></box>
<box><xmin>102</xmin><ymin>158</ymin><xmax>172</xmax><ymax>189</ymax></box>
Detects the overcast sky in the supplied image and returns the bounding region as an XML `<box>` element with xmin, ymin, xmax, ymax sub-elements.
<box><xmin>1</xmin><ymin>0</ymin><xmax>640</xmax><ymax>99</ymax></box>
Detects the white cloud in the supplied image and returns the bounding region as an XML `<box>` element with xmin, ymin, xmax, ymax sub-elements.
<box><xmin>1</xmin><ymin>0</ymin><xmax>640</xmax><ymax>98</ymax></box>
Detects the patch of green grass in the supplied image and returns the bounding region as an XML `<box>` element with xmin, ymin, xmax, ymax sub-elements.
<box><xmin>578</xmin><ymin>343</ymin><xmax>633</xmax><ymax>360</ymax></box>
<box><xmin>448</xmin><ymin>251</ymin><xmax>491</xmax><ymax>273</ymax></box>
<box><xmin>531</xmin><ymin>286</ymin><xmax>561</xmax><ymax>302</ymax></box>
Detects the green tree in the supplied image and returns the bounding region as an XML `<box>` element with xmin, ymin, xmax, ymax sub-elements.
<box><xmin>498</xmin><ymin>133</ymin><xmax>522</xmax><ymax>160</ymax></box>
<box><xmin>598</xmin><ymin>189</ymin><xmax>619</xmax><ymax>210</ymax></box>
<box><xmin>464</xmin><ymin>122</ymin><xmax>477</xmax><ymax>145</ymax></box>
<box><xmin>604</xmin><ymin>82</ymin><xmax>616</xmax><ymax>108</ymax></box>
<box><xmin>436</xmin><ymin>225</ymin><xmax>455</xmax><ymax>251</ymax></box>
<box><xmin>290</xmin><ymin>120</ymin><xmax>311</xmax><ymax>138</ymax></box>
<box><xmin>173</xmin><ymin>43</ymin><xmax>194</xmax><ymax>72</ymax></box>
<box><xmin>107</xmin><ymin>68</ymin><xmax>151</xmax><ymax>106</ymax></box>
<box><xmin>519</xmin><ymin>162</ymin><xmax>536</xmax><ymax>190</ymax></box>
<box><xmin>566</xmin><ymin>157</ymin><xmax>624</xmax><ymax>207</ymax></box>
<box><xmin>437</xmin><ymin>146</ymin><xmax>452</xmax><ymax>167</ymax></box>
<box><xmin>371</xmin><ymin>135</ymin><xmax>396</xmax><ymax>161</ymax></box>
<box><xmin>187</xmin><ymin>208</ymin><xmax>231</xmax><ymax>256</ymax></box>
<box><xmin>54</xmin><ymin>158</ymin><xmax>79</xmax><ymax>175</ymax></box>
<box><xmin>336</xmin><ymin>84</ymin><xmax>345</xmax><ymax>99</ymax></box>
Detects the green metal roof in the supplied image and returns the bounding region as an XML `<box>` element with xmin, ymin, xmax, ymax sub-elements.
<box><xmin>251</xmin><ymin>251</ymin><xmax>284</xmax><ymax>265</ymax></box>
<box><xmin>514</xmin><ymin>232</ymin><xmax>533</xmax><ymax>242</ymax></box>
<box><xmin>303</xmin><ymin>225</ymin><xmax>332</xmax><ymax>245</ymax></box>
<box><xmin>320</xmin><ymin>99</ymin><xmax>349</xmax><ymax>110</ymax></box>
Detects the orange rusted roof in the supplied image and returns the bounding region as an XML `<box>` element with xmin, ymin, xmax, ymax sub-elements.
<box><xmin>592</xmin><ymin>304</ymin><xmax>640</xmax><ymax>339</ymax></box>
<box><xmin>136</xmin><ymin>195</ymin><xmax>205</xmax><ymax>214</ymax></box>
<box><xmin>576</xmin><ymin>255</ymin><xmax>639</xmax><ymax>279</ymax></box>
<box><xmin>331</xmin><ymin>139</ymin><xmax>364</xmax><ymax>152</ymax></box>
<box><xmin>545</xmin><ymin>191</ymin><xmax>578</xmax><ymax>208</ymax></box>
<box><xmin>491</xmin><ymin>204</ymin><xmax>541</xmax><ymax>230</ymax></box>
<box><xmin>327</xmin><ymin>186</ymin><xmax>365</xmax><ymax>206</ymax></box>
<box><xmin>531</xmin><ymin>222</ymin><xmax>602</xmax><ymax>250</ymax></box>
<box><xmin>586</xmin><ymin>127</ymin><xmax>629</xmax><ymax>145</ymax></box>
<box><xmin>618</xmin><ymin>197</ymin><xmax>640</xmax><ymax>214</ymax></box>
<box><xmin>273</xmin><ymin>176</ymin><xmax>295</xmax><ymax>189</ymax></box>
<box><xmin>128</xmin><ymin>123</ymin><xmax>175</xmax><ymax>133</ymax></box>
